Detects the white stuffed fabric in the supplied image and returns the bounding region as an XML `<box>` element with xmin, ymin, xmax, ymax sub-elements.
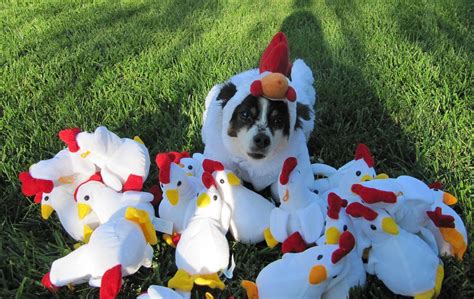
<box><xmin>203</xmin><ymin>159</ymin><xmax>274</xmax><ymax>244</ymax></box>
<box><xmin>241</xmin><ymin>231</ymin><xmax>356</xmax><ymax>299</ymax></box>
<box><xmin>137</xmin><ymin>285</ymin><xmax>190</xmax><ymax>299</ymax></box>
<box><xmin>201</xmin><ymin>33</ymin><xmax>316</xmax><ymax>193</ymax></box>
<box><xmin>45</xmin><ymin>207</ymin><xmax>156</xmax><ymax>297</ymax></box>
<box><xmin>268</xmin><ymin>157</ymin><xmax>325</xmax><ymax>250</ymax></box>
<box><xmin>156</xmin><ymin>152</ymin><xmax>202</xmax><ymax>235</ymax></box>
<box><xmin>59</xmin><ymin>126</ymin><xmax>150</xmax><ymax>192</ymax></box>
<box><xmin>346</xmin><ymin>202</ymin><xmax>443</xmax><ymax>297</ymax></box>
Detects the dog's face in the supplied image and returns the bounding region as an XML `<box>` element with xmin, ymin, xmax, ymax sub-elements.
<box><xmin>226</xmin><ymin>94</ymin><xmax>290</xmax><ymax>160</ymax></box>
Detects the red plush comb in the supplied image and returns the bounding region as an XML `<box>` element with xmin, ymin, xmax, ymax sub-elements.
<box><xmin>202</xmin><ymin>159</ymin><xmax>225</xmax><ymax>173</ymax></box>
<box><xmin>279</xmin><ymin>157</ymin><xmax>297</xmax><ymax>185</ymax></box>
<box><xmin>331</xmin><ymin>231</ymin><xmax>355</xmax><ymax>264</ymax></box>
<box><xmin>428</xmin><ymin>181</ymin><xmax>444</xmax><ymax>190</ymax></box>
<box><xmin>354</xmin><ymin>143</ymin><xmax>374</xmax><ymax>167</ymax></box>
<box><xmin>351</xmin><ymin>184</ymin><xmax>397</xmax><ymax>204</ymax></box>
<box><xmin>427</xmin><ymin>207</ymin><xmax>455</xmax><ymax>228</ymax></box>
<box><xmin>327</xmin><ymin>193</ymin><xmax>348</xmax><ymax>220</ymax></box>
<box><xmin>73</xmin><ymin>172</ymin><xmax>102</xmax><ymax>201</ymax></box>
<box><xmin>156</xmin><ymin>153</ymin><xmax>173</xmax><ymax>184</ymax></box>
<box><xmin>259</xmin><ymin>32</ymin><xmax>290</xmax><ymax>75</ymax></box>
<box><xmin>19</xmin><ymin>172</ymin><xmax>54</xmax><ymax>204</ymax></box>
<box><xmin>58</xmin><ymin>128</ymin><xmax>81</xmax><ymax>152</ymax></box>
<box><xmin>346</xmin><ymin>202</ymin><xmax>378</xmax><ymax>221</ymax></box>
<box><xmin>169</xmin><ymin>151</ymin><xmax>191</xmax><ymax>164</ymax></box>
<box><xmin>202</xmin><ymin>172</ymin><xmax>217</xmax><ymax>189</ymax></box>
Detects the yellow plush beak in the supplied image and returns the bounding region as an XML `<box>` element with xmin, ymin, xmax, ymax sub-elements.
<box><xmin>78</xmin><ymin>203</ymin><xmax>92</xmax><ymax>220</ymax></box>
<box><xmin>197</xmin><ymin>193</ymin><xmax>211</xmax><ymax>208</ymax></box>
<box><xmin>443</xmin><ymin>192</ymin><xmax>458</xmax><ymax>205</ymax></box>
<box><xmin>227</xmin><ymin>172</ymin><xmax>241</xmax><ymax>186</ymax></box>
<box><xmin>375</xmin><ymin>173</ymin><xmax>389</xmax><ymax>179</ymax></box>
<box><xmin>360</xmin><ymin>174</ymin><xmax>373</xmax><ymax>182</ymax></box>
<box><xmin>325</xmin><ymin>227</ymin><xmax>341</xmax><ymax>245</ymax></box>
<box><xmin>83</xmin><ymin>225</ymin><xmax>93</xmax><ymax>243</ymax></box>
<box><xmin>382</xmin><ymin>217</ymin><xmax>399</xmax><ymax>235</ymax></box>
<box><xmin>41</xmin><ymin>204</ymin><xmax>54</xmax><ymax>220</ymax></box>
<box><xmin>166</xmin><ymin>189</ymin><xmax>179</xmax><ymax>206</ymax></box>
<box><xmin>309</xmin><ymin>265</ymin><xmax>327</xmax><ymax>285</ymax></box>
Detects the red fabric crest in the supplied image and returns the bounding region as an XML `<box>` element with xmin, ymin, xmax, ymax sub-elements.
<box><xmin>354</xmin><ymin>143</ymin><xmax>374</xmax><ymax>167</ymax></box>
<box><xmin>327</xmin><ymin>193</ymin><xmax>348</xmax><ymax>220</ymax></box>
<box><xmin>202</xmin><ymin>172</ymin><xmax>217</xmax><ymax>189</ymax></box>
<box><xmin>202</xmin><ymin>159</ymin><xmax>225</xmax><ymax>173</ymax></box>
<box><xmin>346</xmin><ymin>202</ymin><xmax>378</xmax><ymax>221</ymax></box>
<box><xmin>428</xmin><ymin>181</ymin><xmax>444</xmax><ymax>190</ymax></box>
<box><xmin>58</xmin><ymin>128</ymin><xmax>81</xmax><ymax>152</ymax></box>
<box><xmin>18</xmin><ymin>171</ymin><xmax>54</xmax><ymax>203</ymax></box>
<box><xmin>426</xmin><ymin>207</ymin><xmax>455</xmax><ymax>228</ymax></box>
<box><xmin>351</xmin><ymin>184</ymin><xmax>397</xmax><ymax>204</ymax></box>
<box><xmin>259</xmin><ymin>32</ymin><xmax>290</xmax><ymax>75</ymax></box>
<box><xmin>331</xmin><ymin>231</ymin><xmax>355</xmax><ymax>264</ymax></box>
<box><xmin>156</xmin><ymin>153</ymin><xmax>172</xmax><ymax>184</ymax></box>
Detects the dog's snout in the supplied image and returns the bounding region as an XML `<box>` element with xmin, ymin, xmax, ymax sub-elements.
<box><xmin>253</xmin><ymin>133</ymin><xmax>270</xmax><ymax>149</ymax></box>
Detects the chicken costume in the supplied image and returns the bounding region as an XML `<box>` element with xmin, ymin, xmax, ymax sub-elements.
<box><xmin>241</xmin><ymin>231</ymin><xmax>356</xmax><ymax>299</ymax></box>
<box><xmin>42</xmin><ymin>207</ymin><xmax>157</xmax><ymax>298</ymax></box>
<box><xmin>168</xmin><ymin>172</ymin><xmax>232</xmax><ymax>292</ymax></box>
<box><xmin>58</xmin><ymin>126</ymin><xmax>150</xmax><ymax>192</ymax></box>
<box><xmin>346</xmin><ymin>202</ymin><xmax>444</xmax><ymax>298</ymax></box>
<box><xmin>267</xmin><ymin>157</ymin><xmax>325</xmax><ymax>253</ymax></box>
<box><xmin>201</xmin><ymin>32</ymin><xmax>316</xmax><ymax>193</ymax></box>
<box><xmin>202</xmin><ymin>159</ymin><xmax>274</xmax><ymax>244</ymax></box>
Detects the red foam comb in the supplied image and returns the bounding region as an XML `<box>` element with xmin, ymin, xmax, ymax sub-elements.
<box><xmin>279</xmin><ymin>157</ymin><xmax>297</xmax><ymax>185</ymax></box>
<box><xmin>331</xmin><ymin>231</ymin><xmax>355</xmax><ymax>264</ymax></box>
<box><xmin>202</xmin><ymin>159</ymin><xmax>225</xmax><ymax>173</ymax></box>
<box><xmin>426</xmin><ymin>207</ymin><xmax>455</xmax><ymax>228</ymax></box>
<box><xmin>259</xmin><ymin>32</ymin><xmax>290</xmax><ymax>75</ymax></box>
<box><xmin>327</xmin><ymin>193</ymin><xmax>348</xmax><ymax>220</ymax></box>
<box><xmin>155</xmin><ymin>153</ymin><xmax>172</xmax><ymax>184</ymax></box>
<box><xmin>202</xmin><ymin>172</ymin><xmax>217</xmax><ymax>189</ymax></box>
<box><xmin>351</xmin><ymin>184</ymin><xmax>397</xmax><ymax>204</ymax></box>
<box><xmin>354</xmin><ymin>143</ymin><xmax>374</xmax><ymax>167</ymax></box>
<box><xmin>428</xmin><ymin>181</ymin><xmax>444</xmax><ymax>190</ymax></box>
<box><xmin>18</xmin><ymin>172</ymin><xmax>54</xmax><ymax>204</ymax></box>
<box><xmin>58</xmin><ymin>128</ymin><xmax>81</xmax><ymax>152</ymax></box>
<box><xmin>169</xmin><ymin>151</ymin><xmax>191</xmax><ymax>163</ymax></box>
<box><xmin>346</xmin><ymin>202</ymin><xmax>378</xmax><ymax>221</ymax></box>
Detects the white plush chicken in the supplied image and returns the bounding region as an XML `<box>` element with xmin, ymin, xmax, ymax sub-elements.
<box><xmin>19</xmin><ymin>171</ymin><xmax>99</xmax><ymax>242</ymax></box>
<box><xmin>316</xmin><ymin>193</ymin><xmax>366</xmax><ymax>299</ymax></box>
<box><xmin>202</xmin><ymin>159</ymin><xmax>274</xmax><ymax>244</ymax></box>
<box><xmin>178</xmin><ymin>152</ymin><xmax>205</xmax><ymax>178</ymax></box>
<box><xmin>137</xmin><ymin>285</ymin><xmax>190</xmax><ymax>299</ymax></box>
<box><xmin>168</xmin><ymin>172</ymin><xmax>231</xmax><ymax>293</ymax></box>
<box><xmin>58</xmin><ymin>126</ymin><xmax>150</xmax><ymax>192</ymax></box>
<box><xmin>267</xmin><ymin>157</ymin><xmax>325</xmax><ymax>253</ymax></box>
<box><xmin>312</xmin><ymin>144</ymin><xmax>387</xmax><ymax>197</ymax></box>
<box><xmin>156</xmin><ymin>152</ymin><xmax>202</xmax><ymax>245</ymax></box>
<box><xmin>42</xmin><ymin>207</ymin><xmax>157</xmax><ymax>299</ymax></box>
<box><xmin>241</xmin><ymin>231</ymin><xmax>356</xmax><ymax>299</ymax></box>
<box><xmin>346</xmin><ymin>202</ymin><xmax>444</xmax><ymax>298</ymax></box>
<box><xmin>73</xmin><ymin>174</ymin><xmax>172</xmax><ymax>235</ymax></box>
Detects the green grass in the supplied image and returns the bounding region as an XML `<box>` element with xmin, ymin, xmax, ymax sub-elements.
<box><xmin>1</xmin><ymin>0</ymin><xmax>472</xmax><ymax>297</ymax></box>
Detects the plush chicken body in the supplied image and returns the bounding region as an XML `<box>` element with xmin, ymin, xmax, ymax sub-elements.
<box><xmin>268</xmin><ymin>157</ymin><xmax>325</xmax><ymax>251</ymax></box>
<box><xmin>169</xmin><ymin>173</ymin><xmax>231</xmax><ymax>292</ymax></box>
<box><xmin>59</xmin><ymin>126</ymin><xmax>150</xmax><ymax>192</ymax></box>
<box><xmin>242</xmin><ymin>232</ymin><xmax>356</xmax><ymax>299</ymax></box>
<box><xmin>203</xmin><ymin>159</ymin><xmax>274</xmax><ymax>244</ymax></box>
<box><xmin>346</xmin><ymin>203</ymin><xmax>443</xmax><ymax>298</ymax></box>
<box><xmin>137</xmin><ymin>286</ymin><xmax>190</xmax><ymax>299</ymax></box>
<box><xmin>45</xmin><ymin>207</ymin><xmax>155</xmax><ymax>297</ymax></box>
<box><xmin>156</xmin><ymin>153</ymin><xmax>202</xmax><ymax>234</ymax></box>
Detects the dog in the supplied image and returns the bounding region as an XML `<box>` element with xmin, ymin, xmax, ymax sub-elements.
<box><xmin>201</xmin><ymin>32</ymin><xmax>316</xmax><ymax>198</ymax></box>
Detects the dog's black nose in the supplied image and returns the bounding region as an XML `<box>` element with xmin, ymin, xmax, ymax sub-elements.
<box><xmin>253</xmin><ymin>133</ymin><xmax>270</xmax><ymax>149</ymax></box>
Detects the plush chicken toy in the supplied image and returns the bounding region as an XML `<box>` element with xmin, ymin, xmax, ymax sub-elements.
<box><xmin>19</xmin><ymin>171</ymin><xmax>100</xmax><ymax>242</ymax></box>
<box><xmin>156</xmin><ymin>152</ymin><xmax>203</xmax><ymax>246</ymax></box>
<box><xmin>74</xmin><ymin>174</ymin><xmax>172</xmax><ymax>235</ymax></box>
<box><xmin>58</xmin><ymin>126</ymin><xmax>150</xmax><ymax>192</ymax></box>
<box><xmin>241</xmin><ymin>231</ymin><xmax>356</xmax><ymax>299</ymax></box>
<box><xmin>202</xmin><ymin>159</ymin><xmax>275</xmax><ymax>244</ymax></box>
<box><xmin>312</xmin><ymin>143</ymin><xmax>387</xmax><ymax>197</ymax></box>
<box><xmin>316</xmin><ymin>193</ymin><xmax>366</xmax><ymax>299</ymax></box>
<box><xmin>179</xmin><ymin>152</ymin><xmax>205</xmax><ymax>178</ymax></box>
<box><xmin>346</xmin><ymin>202</ymin><xmax>444</xmax><ymax>298</ymax></box>
<box><xmin>266</xmin><ymin>157</ymin><xmax>325</xmax><ymax>253</ymax></box>
<box><xmin>168</xmin><ymin>172</ymin><xmax>232</xmax><ymax>293</ymax></box>
<box><xmin>42</xmin><ymin>207</ymin><xmax>157</xmax><ymax>299</ymax></box>
<box><xmin>137</xmin><ymin>285</ymin><xmax>190</xmax><ymax>299</ymax></box>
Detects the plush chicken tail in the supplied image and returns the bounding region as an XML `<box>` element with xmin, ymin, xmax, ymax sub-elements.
<box><xmin>100</xmin><ymin>264</ymin><xmax>122</xmax><ymax>299</ymax></box>
<box><xmin>241</xmin><ymin>280</ymin><xmax>259</xmax><ymax>299</ymax></box>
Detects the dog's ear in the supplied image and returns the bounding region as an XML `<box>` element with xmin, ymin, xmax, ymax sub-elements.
<box><xmin>218</xmin><ymin>82</ymin><xmax>237</xmax><ymax>108</ymax></box>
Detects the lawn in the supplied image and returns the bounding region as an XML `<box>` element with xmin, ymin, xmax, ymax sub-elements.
<box><xmin>1</xmin><ymin>0</ymin><xmax>472</xmax><ymax>298</ymax></box>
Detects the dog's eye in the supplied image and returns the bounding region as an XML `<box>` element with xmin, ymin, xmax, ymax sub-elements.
<box><xmin>239</xmin><ymin>111</ymin><xmax>251</xmax><ymax>121</ymax></box>
<box><xmin>272</xmin><ymin>117</ymin><xmax>283</xmax><ymax>126</ymax></box>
